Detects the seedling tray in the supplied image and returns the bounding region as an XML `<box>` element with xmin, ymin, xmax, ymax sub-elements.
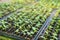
<box><xmin>0</xmin><ymin>31</ymin><xmax>25</xmax><ymax>40</ymax></box>
<box><xmin>0</xmin><ymin>3</ymin><xmax>24</xmax><ymax>19</ymax></box>
<box><xmin>0</xmin><ymin>1</ymin><xmax>60</xmax><ymax>39</ymax></box>
<box><xmin>43</xmin><ymin>14</ymin><xmax>60</xmax><ymax>40</ymax></box>
<box><xmin>0</xmin><ymin>8</ymin><xmax>58</xmax><ymax>40</ymax></box>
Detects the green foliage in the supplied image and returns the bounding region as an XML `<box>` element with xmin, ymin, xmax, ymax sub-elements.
<box><xmin>0</xmin><ymin>0</ymin><xmax>60</xmax><ymax>40</ymax></box>
<box><xmin>0</xmin><ymin>36</ymin><xmax>15</xmax><ymax>40</ymax></box>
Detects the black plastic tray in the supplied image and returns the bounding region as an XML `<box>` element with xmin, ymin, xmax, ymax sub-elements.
<box><xmin>0</xmin><ymin>9</ymin><xmax>58</xmax><ymax>40</ymax></box>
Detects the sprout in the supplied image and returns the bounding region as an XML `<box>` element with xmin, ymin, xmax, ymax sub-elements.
<box><xmin>0</xmin><ymin>1</ymin><xmax>60</xmax><ymax>40</ymax></box>
<box><xmin>27</xmin><ymin>32</ymin><xmax>31</xmax><ymax>35</ymax></box>
<box><xmin>30</xmin><ymin>31</ymin><xmax>34</xmax><ymax>35</ymax></box>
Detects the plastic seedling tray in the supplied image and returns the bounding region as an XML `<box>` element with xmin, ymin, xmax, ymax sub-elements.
<box><xmin>0</xmin><ymin>8</ymin><xmax>58</xmax><ymax>40</ymax></box>
<box><xmin>33</xmin><ymin>9</ymin><xmax>57</xmax><ymax>40</ymax></box>
<box><xmin>0</xmin><ymin>31</ymin><xmax>25</xmax><ymax>40</ymax></box>
<box><xmin>42</xmin><ymin>14</ymin><xmax>60</xmax><ymax>40</ymax></box>
<box><xmin>0</xmin><ymin>8</ymin><xmax>25</xmax><ymax>40</ymax></box>
<box><xmin>0</xmin><ymin>3</ymin><xmax>24</xmax><ymax>19</ymax></box>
